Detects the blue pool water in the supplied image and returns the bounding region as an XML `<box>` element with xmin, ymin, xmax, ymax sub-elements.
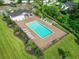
<box><xmin>27</xmin><ymin>21</ymin><xmax>53</xmax><ymax>38</ymax></box>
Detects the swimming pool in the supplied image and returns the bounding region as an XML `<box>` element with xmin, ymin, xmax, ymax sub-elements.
<box><xmin>27</xmin><ymin>21</ymin><xmax>53</xmax><ymax>39</ymax></box>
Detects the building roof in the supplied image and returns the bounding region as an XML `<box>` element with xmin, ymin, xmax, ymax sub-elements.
<box><xmin>64</xmin><ymin>1</ymin><xmax>77</xmax><ymax>7</ymax></box>
<box><xmin>10</xmin><ymin>9</ymin><xmax>31</xmax><ymax>17</ymax></box>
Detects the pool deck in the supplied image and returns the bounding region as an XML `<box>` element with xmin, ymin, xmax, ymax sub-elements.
<box><xmin>15</xmin><ymin>15</ymin><xmax>66</xmax><ymax>50</ymax></box>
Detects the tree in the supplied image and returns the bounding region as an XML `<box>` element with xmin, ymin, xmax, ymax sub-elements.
<box><xmin>33</xmin><ymin>0</ymin><xmax>44</xmax><ymax>6</ymax></box>
<box><xmin>17</xmin><ymin>0</ymin><xmax>22</xmax><ymax>3</ymax></box>
<box><xmin>42</xmin><ymin>5</ymin><xmax>60</xmax><ymax>18</ymax></box>
<box><xmin>27</xmin><ymin>0</ymin><xmax>30</xmax><ymax>4</ymax></box>
<box><xmin>0</xmin><ymin>0</ymin><xmax>4</xmax><ymax>5</ymax></box>
<box><xmin>58</xmin><ymin>0</ymin><xmax>66</xmax><ymax>3</ymax></box>
<box><xmin>2</xmin><ymin>13</ymin><xmax>7</xmax><ymax>21</ymax></box>
<box><xmin>58</xmin><ymin>0</ymin><xmax>73</xmax><ymax>3</ymax></box>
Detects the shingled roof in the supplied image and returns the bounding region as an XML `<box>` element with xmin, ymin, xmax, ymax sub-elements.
<box><xmin>64</xmin><ymin>1</ymin><xmax>77</xmax><ymax>8</ymax></box>
<box><xmin>10</xmin><ymin>9</ymin><xmax>31</xmax><ymax>17</ymax></box>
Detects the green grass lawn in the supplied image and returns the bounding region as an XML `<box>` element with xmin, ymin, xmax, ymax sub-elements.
<box><xmin>73</xmin><ymin>0</ymin><xmax>79</xmax><ymax>3</ymax></box>
<box><xmin>44</xmin><ymin>33</ymin><xmax>79</xmax><ymax>59</ymax></box>
<box><xmin>0</xmin><ymin>19</ymin><xmax>79</xmax><ymax>59</ymax></box>
<box><xmin>0</xmin><ymin>20</ymin><xmax>37</xmax><ymax>59</ymax></box>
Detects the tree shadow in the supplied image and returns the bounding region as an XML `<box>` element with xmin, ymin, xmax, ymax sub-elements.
<box><xmin>74</xmin><ymin>39</ymin><xmax>79</xmax><ymax>45</ymax></box>
<box><xmin>58</xmin><ymin>48</ymin><xmax>71</xmax><ymax>59</ymax></box>
<box><xmin>58</xmin><ymin>48</ymin><xmax>66</xmax><ymax>59</ymax></box>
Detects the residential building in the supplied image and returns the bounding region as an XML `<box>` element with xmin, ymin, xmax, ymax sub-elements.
<box><xmin>61</xmin><ymin>1</ymin><xmax>77</xmax><ymax>10</ymax></box>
